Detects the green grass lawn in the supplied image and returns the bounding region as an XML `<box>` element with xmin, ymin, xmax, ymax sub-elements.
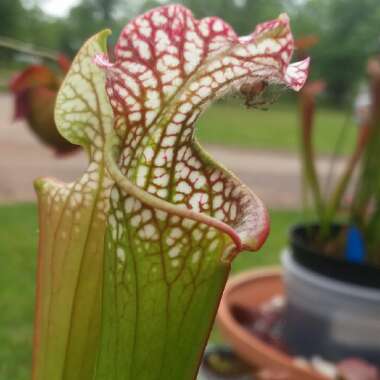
<box><xmin>197</xmin><ymin>100</ymin><xmax>356</xmax><ymax>155</ymax></box>
<box><xmin>0</xmin><ymin>204</ymin><xmax>37</xmax><ymax>380</ymax></box>
<box><xmin>0</xmin><ymin>203</ymin><xmax>302</xmax><ymax>380</ymax></box>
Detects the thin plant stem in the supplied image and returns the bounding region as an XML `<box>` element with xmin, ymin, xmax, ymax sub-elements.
<box><xmin>0</xmin><ymin>36</ymin><xmax>59</xmax><ymax>62</ymax></box>
<box><xmin>323</xmin><ymin>109</ymin><xmax>352</xmax><ymax>200</ymax></box>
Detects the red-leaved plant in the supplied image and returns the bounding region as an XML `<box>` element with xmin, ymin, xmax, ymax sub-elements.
<box><xmin>10</xmin><ymin>55</ymin><xmax>79</xmax><ymax>155</ymax></box>
<box><xmin>32</xmin><ymin>5</ymin><xmax>308</xmax><ymax>380</ymax></box>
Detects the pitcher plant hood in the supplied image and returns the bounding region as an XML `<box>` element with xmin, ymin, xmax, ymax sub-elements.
<box><xmin>92</xmin><ymin>4</ymin><xmax>309</xmax><ymax>255</ymax></box>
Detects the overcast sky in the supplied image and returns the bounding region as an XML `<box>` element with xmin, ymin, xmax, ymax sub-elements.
<box><xmin>39</xmin><ymin>0</ymin><xmax>80</xmax><ymax>17</ymax></box>
<box><xmin>38</xmin><ymin>0</ymin><xmax>147</xmax><ymax>17</ymax></box>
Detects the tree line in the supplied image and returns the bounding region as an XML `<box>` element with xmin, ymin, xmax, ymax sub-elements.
<box><xmin>1</xmin><ymin>0</ymin><xmax>380</xmax><ymax>105</ymax></box>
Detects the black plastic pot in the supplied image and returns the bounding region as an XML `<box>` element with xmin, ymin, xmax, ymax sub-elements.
<box><xmin>282</xmin><ymin>223</ymin><xmax>380</xmax><ymax>365</ymax></box>
<box><xmin>290</xmin><ymin>223</ymin><xmax>380</xmax><ymax>290</ymax></box>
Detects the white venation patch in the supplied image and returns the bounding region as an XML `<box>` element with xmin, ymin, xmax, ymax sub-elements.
<box><xmin>179</xmin><ymin>102</ymin><xmax>192</xmax><ymax>113</ymax></box>
<box><xmin>130</xmin><ymin>214</ymin><xmax>142</xmax><ymax>227</ymax></box>
<box><xmin>212</xmin><ymin>20</ymin><xmax>224</xmax><ymax>32</ymax></box>
<box><xmin>140</xmin><ymin>26</ymin><xmax>152</xmax><ymax>37</ymax></box>
<box><xmin>136</xmin><ymin>165</ymin><xmax>148</xmax><ymax>187</ymax></box>
<box><xmin>117</xmin><ymin>246</ymin><xmax>126</xmax><ymax>262</ymax></box>
<box><xmin>178</xmin><ymin>181</ymin><xmax>192</xmax><ymax>195</ymax></box>
<box><xmin>170</xmin><ymin>227</ymin><xmax>183</xmax><ymax>239</ymax></box>
<box><xmin>134</xmin><ymin>39</ymin><xmax>152</xmax><ymax>60</ymax></box>
<box><xmin>209</xmin><ymin>239</ymin><xmax>219</xmax><ymax>251</ymax></box>
<box><xmin>141</xmin><ymin>223</ymin><xmax>156</xmax><ymax>239</ymax></box>
<box><xmin>168</xmin><ymin>245</ymin><xmax>180</xmax><ymax>258</ymax></box>
<box><xmin>152</xmin><ymin>11</ymin><xmax>167</xmax><ymax>26</ymax></box>
<box><xmin>198</xmin><ymin>87</ymin><xmax>211</xmax><ymax>98</ymax></box>
<box><xmin>145</xmin><ymin>110</ymin><xmax>158</xmax><ymax>125</ymax></box>
<box><xmin>155</xmin><ymin>30</ymin><xmax>171</xmax><ymax>53</ymax></box>
<box><xmin>129</xmin><ymin>112</ymin><xmax>142</xmax><ymax>122</ymax></box>
<box><xmin>143</xmin><ymin>146</ymin><xmax>155</xmax><ymax>162</ymax></box>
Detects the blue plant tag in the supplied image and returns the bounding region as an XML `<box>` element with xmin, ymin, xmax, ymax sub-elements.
<box><xmin>345</xmin><ymin>226</ymin><xmax>366</xmax><ymax>264</ymax></box>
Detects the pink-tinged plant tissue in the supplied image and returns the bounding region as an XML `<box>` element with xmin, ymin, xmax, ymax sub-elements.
<box><xmin>32</xmin><ymin>5</ymin><xmax>308</xmax><ymax>380</ymax></box>
<box><xmin>10</xmin><ymin>55</ymin><xmax>78</xmax><ymax>155</ymax></box>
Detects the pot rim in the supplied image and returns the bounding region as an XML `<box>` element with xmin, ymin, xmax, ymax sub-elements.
<box><xmin>217</xmin><ymin>268</ymin><xmax>328</xmax><ymax>380</ymax></box>
<box><xmin>288</xmin><ymin>221</ymin><xmax>380</xmax><ymax>289</ymax></box>
<box><xmin>282</xmin><ymin>249</ymin><xmax>380</xmax><ymax>301</ymax></box>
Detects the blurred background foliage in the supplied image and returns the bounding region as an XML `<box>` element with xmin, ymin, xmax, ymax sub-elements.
<box><xmin>1</xmin><ymin>0</ymin><xmax>380</xmax><ymax>105</ymax></box>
